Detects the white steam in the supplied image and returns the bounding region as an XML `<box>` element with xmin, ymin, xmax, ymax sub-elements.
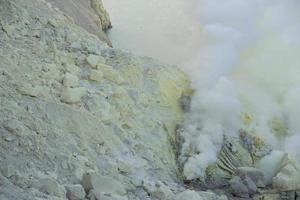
<box><xmin>181</xmin><ymin>0</ymin><xmax>300</xmax><ymax>180</ymax></box>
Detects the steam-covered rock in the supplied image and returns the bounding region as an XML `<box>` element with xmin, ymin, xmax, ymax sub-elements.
<box><xmin>272</xmin><ymin>154</ymin><xmax>300</xmax><ymax>191</ymax></box>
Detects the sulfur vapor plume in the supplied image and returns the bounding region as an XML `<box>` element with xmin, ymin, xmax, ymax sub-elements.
<box><xmin>180</xmin><ymin>0</ymin><xmax>300</xmax><ymax>180</ymax></box>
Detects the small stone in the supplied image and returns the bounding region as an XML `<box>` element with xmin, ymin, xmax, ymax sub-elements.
<box><xmin>152</xmin><ymin>182</ymin><xmax>173</xmax><ymax>200</ymax></box>
<box><xmin>70</xmin><ymin>42</ymin><xmax>82</xmax><ymax>50</ymax></box>
<box><xmin>3</xmin><ymin>119</ymin><xmax>23</xmax><ymax>134</ymax></box>
<box><xmin>63</xmin><ymin>73</ymin><xmax>79</xmax><ymax>87</ymax></box>
<box><xmin>65</xmin><ymin>64</ymin><xmax>81</xmax><ymax>75</ymax></box>
<box><xmin>4</xmin><ymin>137</ymin><xmax>13</xmax><ymax>142</ymax></box>
<box><xmin>198</xmin><ymin>191</ymin><xmax>228</xmax><ymax>200</ymax></box>
<box><xmin>60</xmin><ymin>87</ymin><xmax>87</xmax><ymax>104</ymax></box>
<box><xmin>42</xmin><ymin>64</ymin><xmax>61</xmax><ymax>80</ymax></box>
<box><xmin>86</xmin><ymin>55</ymin><xmax>105</xmax><ymax>68</ymax></box>
<box><xmin>244</xmin><ymin>176</ymin><xmax>258</xmax><ymax>195</ymax></box>
<box><xmin>65</xmin><ymin>184</ymin><xmax>86</xmax><ymax>200</ymax></box>
<box><xmin>81</xmin><ymin>172</ymin><xmax>126</xmax><ymax>195</ymax></box>
<box><xmin>130</xmin><ymin>179</ymin><xmax>143</xmax><ymax>187</ymax></box>
<box><xmin>229</xmin><ymin>176</ymin><xmax>249</xmax><ymax>198</ymax></box>
<box><xmin>74</xmin><ymin>168</ymin><xmax>85</xmax><ymax>183</ymax></box>
<box><xmin>89</xmin><ymin>70</ymin><xmax>103</xmax><ymax>81</ymax></box>
<box><xmin>16</xmin><ymin>83</ymin><xmax>39</xmax><ymax>97</ymax></box>
<box><xmin>2</xmin><ymin>25</ymin><xmax>14</xmax><ymax>37</ymax></box>
<box><xmin>256</xmin><ymin>179</ymin><xmax>265</xmax><ymax>188</ymax></box>
<box><xmin>180</xmin><ymin>95</ymin><xmax>191</xmax><ymax>112</ymax></box>
<box><xmin>117</xmin><ymin>161</ymin><xmax>133</xmax><ymax>175</ymax></box>
<box><xmin>48</xmin><ymin>18</ymin><xmax>58</xmax><ymax>27</ymax></box>
<box><xmin>33</xmin><ymin>178</ymin><xmax>66</xmax><ymax>197</ymax></box>
<box><xmin>98</xmin><ymin>64</ymin><xmax>124</xmax><ymax>84</ymax></box>
<box><xmin>66</xmin><ymin>32</ymin><xmax>79</xmax><ymax>43</ymax></box>
<box><xmin>61</xmin><ymin>160</ymin><xmax>69</xmax><ymax>170</ymax></box>
<box><xmin>32</xmin><ymin>30</ymin><xmax>40</xmax><ymax>38</ymax></box>
<box><xmin>73</xmin><ymin>152</ymin><xmax>79</xmax><ymax>157</ymax></box>
<box><xmin>1</xmin><ymin>164</ymin><xmax>16</xmax><ymax>178</ymax></box>
<box><xmin>175</xmin><ymin>190</ymin><xmax>202</xmax><ymax>200</ymax></box>
<box><xmin>88</xmin><ymin>190</ymin><xmax>128</xmax><ymax>200</ymax></box>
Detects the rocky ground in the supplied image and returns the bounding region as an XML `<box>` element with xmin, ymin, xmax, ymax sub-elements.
<box><xmin>0</xmin><ymin>0</ymin><xmax>300</xmax><ymax>200</ymax></box>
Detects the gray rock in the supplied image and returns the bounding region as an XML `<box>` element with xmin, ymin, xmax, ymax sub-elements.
<box><xmin>65</xmin><ymin>184</ymin><xmax>86</xmax><ymax>200</ymax></box>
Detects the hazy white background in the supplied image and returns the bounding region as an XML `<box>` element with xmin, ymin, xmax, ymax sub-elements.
<box><xmin>103</xmin><ymin>0</ymin><xmax>202</xmax><ymax>65</ymax></box>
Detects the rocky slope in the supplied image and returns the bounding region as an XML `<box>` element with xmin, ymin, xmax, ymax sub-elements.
<box><xmin>0</xmin><ymin>0</ymin><xmax>193</xmax><ymax>199</ymax></box>
<box><xmin>1</xmin><ymin>0</ymin><xmax>300</xmax><ymax>200</ymax></box>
